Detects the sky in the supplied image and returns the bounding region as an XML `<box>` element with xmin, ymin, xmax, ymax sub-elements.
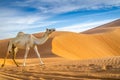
<box><xmin>0</xmin><ymin>0</ymin><xmax>120</xmax><ymax>39</ymax></box>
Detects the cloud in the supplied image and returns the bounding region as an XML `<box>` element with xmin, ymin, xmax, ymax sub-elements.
<box><xmin>58</xmin><ymin>19</ymin><xmax>116</xmax><ymax>32</ymax></box>
<box><xmin>0</xmin><ymin>7</ymin><xmax>51</xmax><ymax>31</ymax></box>
<box><xmin>1</xmin><ymin>0</ymin><xmax>120</xmax><ymax>16</ymax></box>
<box><xmin>0</xmin><ymin>20</ymin><xmax>59</xmax><ymax>32</ymax></box>
<box><xmin>0</xmin><ymin>4</ymin><xmax>63</xmax><ymax>39</ymax></box>
<box><xmin>11</xmin><ymin>0</ymin><xmax>120</xmax><ymax>14</ymax></box>
<box><xmin>0</xmin><ymin>21</ymin><xmax>59</xmax><ymax>39</ymax></box>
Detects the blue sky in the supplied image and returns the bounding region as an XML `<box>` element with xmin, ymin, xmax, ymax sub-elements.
<box><xmin>0</xmin><ymin>0</ymin><xmax>120</xmax><ymax>39</ymax></box>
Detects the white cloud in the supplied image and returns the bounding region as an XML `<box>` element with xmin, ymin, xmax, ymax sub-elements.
<box><xmin>0</xmin><ymin>20</ymin><xmax>59</xmax><ymax>32</ymax></box>
<box><xmin>58</xmin><ymin>19</ymin><xmax>116</xmax><ymax>32</ymax></box>
<box><xmin>12</xmin><ymin>0</ymin><xmax>120</xmax><ymax>14</ymax></box>
<box><xmin>0</xmin><ymin>6</ymin><xmax>62</xmax><ymax>39</ymax></box>
<box><xmin>0</xmin><ymin>19</ymin><xmax>61</xmax><ymax>39</ymax></box>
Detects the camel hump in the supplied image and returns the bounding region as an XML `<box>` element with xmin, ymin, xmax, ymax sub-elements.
<box><xmin>16</xmin><ymin>32</ymin><xmax>25</xmax><ymax>37</ymax></box>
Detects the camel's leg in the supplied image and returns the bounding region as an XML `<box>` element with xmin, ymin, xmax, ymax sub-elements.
<box><xmin>12</xmin><ymin>47</ymin><xmax>19</xmax><ymax>67</ymax></box>
<box><xmin>1</xmin><ymin>42</ymin><xmax>12</xmax><ymax>67</ymax></box>
<box><xmin>34</xmin><ymin>45</ymin><xmax>44</xmax><ymax>65</ymax></box>
<box><xmin>23</xmin><ymin>46</ymin><xmax>30</xmax><ymax>66</ymax></box>
<box><xmin>1</xmin><ymin>52</ymin><xmax>10</xmax><ymax>67</ymax></box>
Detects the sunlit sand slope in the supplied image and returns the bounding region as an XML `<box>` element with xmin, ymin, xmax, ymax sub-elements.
<box><xmin>52</xmin><ymin>19</ymin><xmax>120</xmax><ymax>59</ymax></box>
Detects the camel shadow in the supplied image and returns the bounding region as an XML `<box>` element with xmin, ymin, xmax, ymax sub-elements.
<box><xmin>0</xmin><ymin>37</ymin><xmax>58</xmax><ymax>59</ymax></box>
<box><xmin>16</xmin><ymin>37</ymin><xmax>58</xmax><ymax>59</ymax></box>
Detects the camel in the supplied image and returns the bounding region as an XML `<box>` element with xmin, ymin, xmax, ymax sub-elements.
<box><xmin>1</xmin><ymin>28</ymin><xmax>55</xmax><ymax>67</ymax></box>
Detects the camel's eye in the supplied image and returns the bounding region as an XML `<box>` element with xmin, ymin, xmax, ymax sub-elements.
<box><xmin>9</xmin><ymin>51</ymin><xmax>11</xmax><ymax>53</ymax></box>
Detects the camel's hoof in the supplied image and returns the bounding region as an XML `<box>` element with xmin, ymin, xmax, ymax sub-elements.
<box><xmin>40</xmin><ymin>63</ymin><xmax>45</xmax><ymax>66</ymax></box>
<box><xmin>1</xmin><ymin>64</ymin><xmax>4</xmax><ymax>67</ymax></box>
<box><xmin>23</xmin><ymin>63</ymin><xmax>26</xmax><ymax>67</ymax></box>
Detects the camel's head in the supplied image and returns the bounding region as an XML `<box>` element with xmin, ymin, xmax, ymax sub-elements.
<box><xmin>46</xmin><ymin>28</ymin><xmax>55</xmax><ymax>35</ymax></box>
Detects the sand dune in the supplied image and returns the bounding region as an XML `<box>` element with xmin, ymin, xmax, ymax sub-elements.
<box><xmin>52</xmin><ymin>19</ymin><xmax>120</xmax><ymax>59</ymax></box>
<box><xmin>52</xmin><ymin>29</ymin><xmax>120</xmax><ymax>59</ymax></box>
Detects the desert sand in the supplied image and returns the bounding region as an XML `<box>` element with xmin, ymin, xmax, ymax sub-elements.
<box><xmin>0</xmin><ymin>19</ymin><xmax>120</xmax><ymax>80</ymax></box>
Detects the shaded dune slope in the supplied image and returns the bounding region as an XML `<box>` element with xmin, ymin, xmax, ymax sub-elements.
<box><xmin>0</xmin><ymin>19</ymin><xmax>120</xmax><ymax>60</ymax></box>
<box><xmin>0</xmin><ymin>34</ymin><xmax>57</xmax><ymax>59</ymax></box>
<box><xmin>0</xmin><ymin>31</ymin><xmax>72</xmax><ymax>59</ymax></box>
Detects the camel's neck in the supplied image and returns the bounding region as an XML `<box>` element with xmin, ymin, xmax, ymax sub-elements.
<box><xmin>34</xmin><ymin>32</ymin><xmax>50</xmax><ymax>45</ymax></box>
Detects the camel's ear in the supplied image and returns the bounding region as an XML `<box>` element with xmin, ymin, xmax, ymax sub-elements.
<box><xmin>46</xmin><ymin>28</ymin><xmax>48</xmax><ymax>31</ymax></box>
<box><xmin>53</xmin><ymin>28</ymin><xmax>56</xmax><ymax>31</ymax></box>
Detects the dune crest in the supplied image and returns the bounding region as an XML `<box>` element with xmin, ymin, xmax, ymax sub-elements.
<box><xmin>82</xmin><ymin>19</ymin><xmax>120</xmax><ymax>34</ymax></box>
